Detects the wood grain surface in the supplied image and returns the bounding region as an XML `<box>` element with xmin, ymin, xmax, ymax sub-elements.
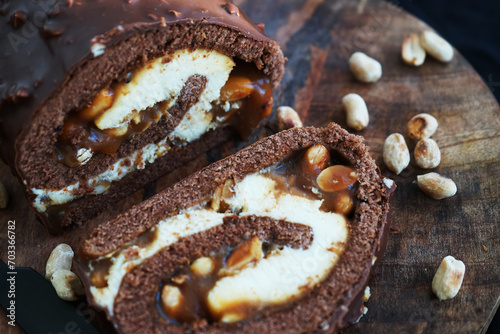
<box><xmin>1</xmin><ymin>0</ymin><xmax>499</xmax><ymax>333</ymax></box>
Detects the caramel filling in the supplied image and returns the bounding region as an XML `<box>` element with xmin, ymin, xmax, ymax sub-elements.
<box><xmin>54</xmin><ymin>54</ymin><xmax>272</xmax><ymax>168</ymax></box>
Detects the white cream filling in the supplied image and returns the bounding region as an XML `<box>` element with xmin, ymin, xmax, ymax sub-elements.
<box><xmin>89</xmin><ymin>172</ymin><xmax>348</xmax><ymax>317</ymax></box>
<box><xmin>31</xmin><ymin>49</ymin><xmax>235</xmax><ymax>213</ymax></box>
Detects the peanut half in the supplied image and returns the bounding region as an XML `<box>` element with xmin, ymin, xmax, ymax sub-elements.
<box><xmin>383</xmin><ymin>133</ymin><xmax>410</xmax><ymax>175</ymax></box>
<box><xmin>402</xmin><ymin>33</ymin><xmax>426</xmax><ymax>66</ymax></box>
<box><xmin>420</xmin><ymin>30</ymin><xmax>454</xmax><ymax>63</ymax></box>
<box><xmin>302</xmin><ymin>144</ymin><xmax>330</xmax><ymax>176</ymax></box>
<box><xmin>432</xmin><ymin>255</ymin><xmax>465</xmax><ymax>301</ymax></box>
<box><xmin>417</xmin><ymin>172</ymin><xmax>457</xmax><ymax>199</ymax></box>
<box><xmin>342</xmin><ymin>93</ymin><xmax>369</xmax><ymax>131</ymax></box>
<box><xmin>407</xmin><ymin>113</ymin><xmax>438</xmax><ymax>140</ymax></box>
<box><xmin>349</xmin><ymin>52</ymin><xmax>382</xmax><ymax>83</ymax></box>
<box><xmin>45</xmin><ymin>243</ymin><xmax>74</xmax><ymax>280</ymax></box>
<box><xmin>190</xmin><ymin>257</ymin><xmax>215</xmax><ymax>276</ymax></box>
<box><xmin>414</xmin><ymin>138</ymin><xmax>441</xmax><ymax>169</ymax></box>
<box><xmin>277</xmin><ymin>106</ymin><xmax>303</xmax><ymax>131</ymax></box>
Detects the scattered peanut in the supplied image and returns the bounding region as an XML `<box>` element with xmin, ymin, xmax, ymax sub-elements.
<box><xmin>417</xmin><ymin>172</ymin><xmax>457</xmax><ymax>199</ymax></box>
<box><xmin>414</xmin><ymin>138</ymin><xmax>441</xmax><ymax>169</ymax></box>
<box><xmin>342</xmin><ymin>93</ymin><xmax>369</xmax><ymax>131</ymax></box>
<box><xmin>383</xmin><ymin>133</ymin><xmax>410</xmax><ymax>175</ymax></box>
<box><xmin>302</xmin><ymin>144</ymin><xmax>330</xmax><ymax>176</ymax></box>
<box><xmin>349</xmin><ymin>52</ymin><xmax>382</xmax><ymax>83</ymax></box>
<box><xmin>45</xmin><ymin>243</ymin><xmax>74</xmax><ymax>280</ymax></box>
<box><xmin>407</xmin><ymin>113</ymin><xmax>438</xmax><ymax>140</ymax></box>
<box><xmin>276</xmin><ymin>106</ymin><xmax>303</xmax><ymax>131</ymax></box>
<box><xmin>161</xmin><ymin>285</ymin><xmax>183</xmax><ymax>312</ymax></box>
<box><xmin>420</xmin><ymin>30</ymin><xmax>454</xmax><ymax>63</ymax></box>
<box><xmin>401</xmin><ymin>33</ymin><xmax>426</xmax><ymax>66</ymax></box>
<box><xmin>363</xmin><ymin>286</ymin><xmax>371</xmax><ymax>302</ymax></box>
<box><xmin>190</xmin><ymin>257</ymin><xmax>215</xmax><ymax>276</ymax></box>
<box><xmin>225</xmin><ymin>236</ymin><xmax>262</xmax><ymax>273</ymax></box>
<box><xmin>432</xmin><ymin>256</ymin><xmax>465</xmax><ymax>301</ymax></box>
<box><xmin>316</xmin><ymin>165</ymin><xmax>358</xmax><ymax>192</ymax></box>
<box><xmin>50</xmin><ymin>269</ymin><xmax>85</xmax><ymax>301</ymax></box>
<box><xmin>0</xmin><ymin>180</ymin><xmax>8</xmax><ymax>209</ymax></box>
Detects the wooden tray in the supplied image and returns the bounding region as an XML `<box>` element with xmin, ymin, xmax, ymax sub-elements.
<box><xmin>1</xmin><ymin>0</ymin><xmax>499</xmax><ymax>332</ymax></box>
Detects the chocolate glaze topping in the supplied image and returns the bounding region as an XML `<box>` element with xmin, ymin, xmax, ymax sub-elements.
<box><xmin>0</xmin><ymin>0</ymin><xmax>270</xmax><ymax>167</ymax></box>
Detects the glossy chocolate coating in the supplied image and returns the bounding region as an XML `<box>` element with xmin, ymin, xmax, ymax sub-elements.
<box><xmin>0</xmin><ymin>0</ymin><xmax>267</xmax><ymax>167</ymax></box>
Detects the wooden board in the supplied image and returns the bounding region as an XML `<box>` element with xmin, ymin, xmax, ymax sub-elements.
<box><xmin>1</xmin><ymin>0</ymin><xmax>499</xmax><ymax>332</ymax></box>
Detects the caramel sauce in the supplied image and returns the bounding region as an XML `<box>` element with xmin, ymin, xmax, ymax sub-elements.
<box><xmin>54</xmin><ymin>59</ymin><xmax>273</xmax><ymax>167</ymax></box>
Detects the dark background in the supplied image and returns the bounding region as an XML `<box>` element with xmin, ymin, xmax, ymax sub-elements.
<box><xmin>388</xmin><ymin>1</ymin><xmax>500</xmax><ymax>333</ymax></box>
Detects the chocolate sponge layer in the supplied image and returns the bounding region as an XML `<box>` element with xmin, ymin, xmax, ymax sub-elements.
<box><xmin>79</xmin><ymin>124</ymin><xmax>395</xmax><ymax>333</ymax></box>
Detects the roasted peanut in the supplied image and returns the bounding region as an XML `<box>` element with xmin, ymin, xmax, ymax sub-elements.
<box><xmin>191</xmin><ymin>257</ymin><xmax>215</xmax><ymax>276</ymax></box>
<box><xmin>316</xmin><ymin>165</ymin><xmax>358</xmax><ymax>192</ymax></box>
<box><xmin>420</xmin><ymin>30</ymin><xmax>454</xmax><ymax>63</ymax></box>
<box><xmin>407</xmin><ymin>113</ymin><xmax>438</xmax><ymax>140</ymax></box>
<box><xmin>277</xmin><ymin>106</ymin><xmax>303</xmax><ymax>131</ymax></box>
<box><xmin>383</xmin><ymin>133</ymin><xmax>410</xmax><ymax>175</ymax></box>
<box><xmin>402</xmin><ymin>33</ymin><xmax>426</xmax><ymax>66</ymax></box>
<box><xmin>161</xmin><ymin>285</ymin><xmax>183</xmax><ymax>313</ymax></box>
<box><xmin>417</xmin><ymin>172</ymin><xmax>457</xmax><ymax>199</ymax></box>
<box><xmin>0</xmin><ymin>180</ymin><xmax>8</xmax><ymax>209</ymax></box>
<box><xmin>107</xmin><ymin>125</ymin><xmax>128</xmax><ymax>137</ymax></box>
<box><xmin>432</xmin><ymin>256</ymin><xmax>465</xmax><ymax>300</ymax></box>
<box><xmin>45</xmin><ymin>243</ymin><xmax>74</xmax><ymax>280</ymax></box>
<box><xmin>302</xmin><ymin>145</ymin><xmax>330</xmax><ymax>176</ymax></box>
<box><xmin>342</xmin><ymin>93</ymin><xmax>369</xmax><ymax>131</ymax></box>
<box><xmin>349</xmin><ymin>52</ymin><xmax>382</xmax><ymax>83</ymax></box>
<box><xmin>79</xmin><ymin>88</ymin><xmax>114</xmax><ymax>120</ymax></box>
<box><xmin>211</xmin><ymin>179</ymin><xmax>234</xmax><ymax>213</ymax></box>
<box><xmin>225</xmin><ymin>236</ymin><xmax>262</xmax><ymax>273</ymax></box>
<box><xmin>414</xmin><ymin>138</ymin><xmax>441</xmax><ymax>169</ymax></box>
<box><xmin>51</xmin><ymin>269</ymin><xmax>85</xmax><ymax>301</ymax></box>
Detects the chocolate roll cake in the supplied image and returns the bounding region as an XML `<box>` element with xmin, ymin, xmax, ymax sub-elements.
<box><xmin>76</xmin><ymin>123</ymin><xmax>396</xmax><ymax>333</ymax></box>
<box><xmin>0</xmin><ymin>0</ymin><xmax>284</xmax><ymax>231</ymax></box>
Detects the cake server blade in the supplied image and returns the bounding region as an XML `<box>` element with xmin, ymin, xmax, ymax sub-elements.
<box><xmin>0</xmin><ymin>260</ymin><xmax>100</xmax><ymax>334</ymax></box>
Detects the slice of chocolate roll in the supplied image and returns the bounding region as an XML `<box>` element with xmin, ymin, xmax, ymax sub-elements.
<box><xmin>76</xmin><ymin>123</ymin><xmax>396</xmax><ymax>333</ymax></box>
<box><xmin>0</xmin><ymin>0</ymin><xmax>284</xmax><ymax>231</ymax></box>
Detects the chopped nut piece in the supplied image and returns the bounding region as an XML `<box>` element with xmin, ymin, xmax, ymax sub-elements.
<box><xmin>224</xmin><ymin>236</ymin><xmax>263</xmax><ymax>273</ymax></box>
<box><xmin>363</xmin><ymin>286</ymin><xmax>371</xmax><ymax>302</ymax></box>
<box><xmin>76</xmin><ymin>148</ymin><xmax>93</xmax><ymax>165</ymax></box>
<box><xmin>211</xmin><ymin>179</ymin><xmax>234</xmax><ymax>213</ymax></box>
<box><xmin>420</xmin><ymin>30</ymin><xmax>454</xmax><ymax>63</ymax></box>
<box><xmin>407</xmin><ymin>113</ymin><xmax>438</xmax><ymax>140</ymax></box>
<box><xmin>417</xmin><ymin>172</ymin><xmax>457</xmax><ymax>199</ymax></box>
<box><xmin>220</xmin><ymin>76</ymin><xmax>253</xmax><ymax>102</ymax></box>
<box><xmin>342</xmin><ymin>93</ymin><xmax>369</xmax><ymax>131</ymax></box>
<box><xmin>302</xmin><ymin>145</ymin><xmax>330</xmax><ymax>176</ymax></box>
<box><xmin>171</xmin><ymin>274</ymin><xmax>188</xmax><ymax>285</ymax></box>
<box><xmin>432</xmin><ymin>255</ymin><xmax>465</xmax><ymax>300</ymax></box>
<box><xmin>161</xmin><ymin>285</ymin><xmax>183</xmax><ymax>313</ymax></box>
<box><xmin>333</xmin><ymin>192</ymin><xmax>354</xmax><ymax>215</ymax></box>
<box><xmin>108</xmin><ymin>125</ymin><xmax>128</xmax><ymax>137</ymax></box>
<box><xmin>402</xmin><ymin>33</ymin><xmax>426</xmax><ymax>66</ymax></box>
<box><xmin>383</xmin><ymin>133</ymin><xmax>410</xmax><ymax>175</ymax></box>
<box><xmin>79</xmin><ymin>88</ymin><xmax>114</xmax><ymax>120</ymax></box>
<box><xmin>0</xmin><ymin>180</ymin><xmax>8</xmax><ymax>209</ymax></box>
<box><xmin>45</xmin><ymin>244</ymin><xmax>74</xmax><ymax>280</ymax></box>
<box><xmin>349</xmin><ymin>52</ymin><xmax>382</xmax><ymax>83</ymax></box>
<box><xmin>51</xmin><ymin>269</ymin><xmax>85</xmax><ymax>301</ymax></box>
<box><xmin>191</xmin><ymin>257</ymin><xmax>215</xmax><ymax>276</ymax></box>
<box><xmin>316</xmin><ymin>165</ymin><xmax>358</xmax><ymax>192</ymax></box>
<box><xmin>277</xmin><ymin>106</ymin><xmax>303</xmax><ymax>131</ymax></box>
<box><xmin>414</xmin><ymin>138</ymin><xmax>441</xmax><ymax>169</ymax></box>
